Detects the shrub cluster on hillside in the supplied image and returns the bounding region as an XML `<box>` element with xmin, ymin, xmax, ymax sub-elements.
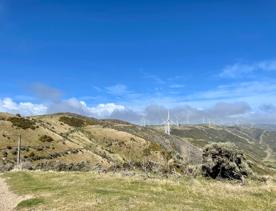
<box><xmin>34</xmin><ymin>161</ymin><xmax>90</xmax><ymax>171</ymax></box>
<box><xmin>8</xmin><ymin>117</ymin><xmax>37</xmax><ymax>130</ymax></box>
<box><xmin>202</xmin><ymin>143</ymin><xmax>252</xmax><ymax>180</ymax></box>
<box><xmin>39</xmin><ymin>135</ymin><xmax>54</xmax><ymax>143</ymax></box>
<box><xmin>59</xmin><ymin>116</ymin><xmax>86</xmax><ymax>127</ymax></box>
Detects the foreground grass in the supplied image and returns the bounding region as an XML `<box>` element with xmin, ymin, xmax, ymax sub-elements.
<box><xmin>2</xmin><ymin>171</ymin><xmax>276</xmax><ymax>211</ymax></box>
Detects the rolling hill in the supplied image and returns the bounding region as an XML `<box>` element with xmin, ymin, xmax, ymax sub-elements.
<box><xmin>0</xmin><ymin>112</ymin><xmax>201</xmax><ymax>173</ymax></box>
<box><xmin>1</xmin><ymin>112</ymin><xmax>275</xmax><ymax>176</ymax></box>
<box><xmin>166</xmin><ymin>124</ymin><xmax>276</xmax><ymax>173</ymax></box>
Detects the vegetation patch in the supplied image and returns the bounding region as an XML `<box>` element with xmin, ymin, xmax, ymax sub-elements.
<box><xmin>8</xmin><ymin>117</ymin><xmax>36</xmax><ymax>130</ymax></box>
<box><xmin>59</xmin><ymin>116</ymin><xmax>85</xmax><ymax>127</ymax></box>
<box><xmin>39</xmin><ymin>135</ymin><xmax>54</xmax><ymax>143</ymax></box>
<box><xmin>202</xmin><ymin>143</ymin><xmax>253</xmax><ymax>181</ymax></box>
<box><xmin>143</xmin><ymin>142</ymin><xmax>162</xmax><ymax>156</ymax></box>
<box><xmin>17</xmin><ymin>197</ymin><xmax>45</xmax><ymax>208</ymax></box>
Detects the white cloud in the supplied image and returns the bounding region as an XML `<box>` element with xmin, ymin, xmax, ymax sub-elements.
<box><xmin>47</xmin><ymin>98</ymin><xmax>126</xmax><ymax>118</ymax></box>
<box><xmin>220</xmin><ymin>60</ymin><xmax>276</xmax><ymax>78</ymax></box>
<box><xmin>86</xmin><ymin>103</ymin><xmax>125</xmax><ymax>117</ymax></box>
<box><xmin>1</xmin><ymin>96</ymin><xmax>276</xmax><ymax>125</ymax></box>
<box><xmin>0</xmin><ymin>97</ymin><xmax>126</xmax><ymax>118</ymax></box>
<box><xmin>0</xmin><ymin>98</ymin><xmax>47</xmax><ymax>115</ymax></box>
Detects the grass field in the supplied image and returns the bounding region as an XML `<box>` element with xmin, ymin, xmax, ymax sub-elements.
<box><xmin>2</xmin><ymin>171</ymin><xmax>276</xmax><ymax>211</ymax></box>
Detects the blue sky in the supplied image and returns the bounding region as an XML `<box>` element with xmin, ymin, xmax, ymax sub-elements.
<box><xmin>1</xmin><ymin>0</ymin><xmax>276</xmax><ymax>123</ymax></box>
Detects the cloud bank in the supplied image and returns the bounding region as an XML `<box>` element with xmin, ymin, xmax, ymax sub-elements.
<box><xmin>2</xmin><ymin>97</ymin><xmax>272</xmax><ymax>125</ymax></box>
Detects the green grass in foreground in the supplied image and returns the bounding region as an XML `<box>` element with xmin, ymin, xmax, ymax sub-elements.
<box><xmin>17</xmin><ymin>198</ymin><xmax>45</xmax><ymax>209</ymax></box>
<box><xmin>2</xmin><ymin>171</ymin><xmax>276</xmax><ymax>211</ymax></box>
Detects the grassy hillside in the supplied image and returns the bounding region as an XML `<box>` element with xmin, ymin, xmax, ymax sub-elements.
<box><xmin>2</xmin><ymin>171</ymin><xmax>276</xmax><ymax>211</ymax></box>
<box><xmin>1</xmin><ymin>114</ymin><xmax>276</xmax><ymax>210</ymax></box>
<box><xmin>153</xmin><ymin>124</ymin><xmax>276</xmax><ymax>174</ymax></box>
<box><xmin>0</xmin><ymin>112</ymin><xmax>201</xmax><ymax>174</ymax></box>
<box><xmin>1</xmin><ymin>112</ymin><xmax>275</xmax><ymax>176</ymax></box>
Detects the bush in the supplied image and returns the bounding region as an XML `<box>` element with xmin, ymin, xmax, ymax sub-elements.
<box><xmin>8</xmin><ymin>117</ymin><xmax>36</xmax><ymax>130</ymax></box>
<box><xmin>59</xmin><ymin>116</ymin><xmax>85</xmax><ymax>127</ymax></box>
<box><xmin>202</xmin><ymin>143</ymin><xmax>252</xmax><ymax>180</ymax></box>
<box><xmin>0</xmin><ymin>162</ymin><xmax>14</xmax><ymax>172</ymax></box>
<box><xmin>29</xmin><ymin>152</ymin><xmax>35</xmax><ymax>157</ymax></box>
<box><xmin>39</xmin><ymin>135</ymin><xmax>54</xmax><ymax>143</ymax></box>
<box><xmin>143</xmin><ymin>142</ymin><xmax>163</xmax><ymax>156</ymax></box>
<box><xmin>34</xmin><ymin>161</ymin><xmax>90</xmax><ymax>171</ymax></box>
<box><xmin>11</xmin><ymin>149</ymin><xmax>17</xmax><ymax>155</ymax></box>
<box><xmin>2</xmin><ymin>151</ymin><xmax>8</xmax><ymax>157</ymax></box>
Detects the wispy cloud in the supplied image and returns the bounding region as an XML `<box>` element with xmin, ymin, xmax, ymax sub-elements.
<box><xmin>106</xmin><ymin>84</ymin><xmax>129</xmax><ymax>96</ymax></box>
<box><xmin>188</xmin><ymin>80</ymin><xmax>276</xmax><ymax>102</ymax></box>
<box><xmin>168</xmin><ymin>84</ymin><xmax>185</xmax><ymax>89</ymax></box>
<box><xmin>219</xmin><ymin>59</ymin><xmax>276</xmax><ymax>78</ymax></box>
<box><xmin>142</xmin><ymin>72</ymin><xmax>166</xmax><ymax>84</ymax></box>
<box><xmin>28</xmin><ymin>83</ymin><xmax>62</xmax><ymax>101</ymax></box>
<box><xmin>141</xmin><ymin>71</ymin><xmax>187</xmax><ymax>91</ymax></box>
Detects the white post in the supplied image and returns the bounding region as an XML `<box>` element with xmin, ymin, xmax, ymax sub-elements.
<box><xmin>17</xmin><ymin>135</ymin><xmax>22</xmax><ymax>169</ymax></box>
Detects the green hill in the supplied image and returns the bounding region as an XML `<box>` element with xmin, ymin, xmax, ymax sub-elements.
<box><xmin>164</xmin><ymin>124</ymin><xmax>276</xmax><ymax>174</ymax></box>
<box><xmin>0</xmin><ymin>112</ymin><xmax>201</xmax><ymax>174</ymax></box>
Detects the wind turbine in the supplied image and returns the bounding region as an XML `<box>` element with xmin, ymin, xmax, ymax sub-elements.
<box><xmin>208</xmin><ymin>119</ymin><xmax>212</xmax><ymax>127</ymax></box>
<box><xmin>202</xmin><ymin>116</ymin><xmax>206</xmax><ymax>125</ymax></box>
<box><xmin>164</xmin><ymin>110</ymin><xmax>171</xmax><ymax>135</ymax></box>
<box><xmin>141</xmin><ymin>116</ymin><xmax>146</xmax><ymax>127</ymax></box>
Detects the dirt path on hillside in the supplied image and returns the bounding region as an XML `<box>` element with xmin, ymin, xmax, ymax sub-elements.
<box><xmin>259</xmin><ymin>130</ymin><xmax>273</xmax><ymax>161</ymax></box>
<box><xmin>224</xmin><ymin>128</ymin><xmax>253</xmax><ymax>144</ymax></box>
<box><xmin>264</xmin><ymin>145</ymin><xmax>273</xmax><ymax>162</ymax></box>
<box><xmin>259</xmin><ymin>130</ymin><xmax>266</xmax><ymax>145</ymax></box>
<box><xmin>0</xmin><ymin>176</ymin><xmax>29</xmax><ymax>211</ymax></box>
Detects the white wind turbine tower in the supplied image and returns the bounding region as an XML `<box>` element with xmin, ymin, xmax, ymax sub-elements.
<box><xmin>176</xmin><ymin>119</ymin><xmax>180</xmax><ymax>128</ymax></box>
<box><xmin>202</xmin><ymin>116</ymin><xmax>206</xmax><ymax>124</ymax></box>
<box><xmin>164</xmin><ymin>110</ymin><xmax>171</xmax><ymax>135</ymax></box>
<box><xmin>208</xmin><ymin>119</ymin><xmax>212</xmax><ymax>127</ymax></box>
<box><xmin>141</xmin><ymin>116</ymin><xmax>146</xmax><ymax>127</ymax></box>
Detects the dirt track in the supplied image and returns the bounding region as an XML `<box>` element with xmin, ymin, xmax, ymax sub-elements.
<box><xmin>259</xmin><ymin>130</ymin><xmax>273</xmax><ymax>161</ymax></box>
<box><xmin>0</xmin><ymin>176</ymin><xmax>28</xmax><ymax>211</ymax></box>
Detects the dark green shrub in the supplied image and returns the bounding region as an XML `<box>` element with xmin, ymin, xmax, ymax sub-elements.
<box><xmin>2</xmin><ymin>151</ymin><xmax>8</xmax><ymax>157</ymax></box>
<box><xmin>39</xmin><ymin>135</ymin><xmax>54</xmax><ymax>143</ymax></box>
<box><xmin>202</xmin><ymin>143</ymin><xmax>252</xmax><ymax>180</ymax></box>
<box><xmin>29</xmin><ymin>152</ymin><xmax>35</xmax><ymax>157</ymax></box>
<box><xmin>59</xmin><ymin>116</ymin><xmax>85</xmax><ymax>127</ymax></box>
<box><xmin>8</xmin><ymin>117</ymin><xmax>36</xmax><ymax>130</ymax></box>
<box><xmin>11</xmin><ymin>149</ymin><xmax>17</xmax><ymax>155</ymax></box>
<box><xmin>37</xmin><ymin>147</ymin><xmax>44</xmax><ymax>151</ymax></box>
